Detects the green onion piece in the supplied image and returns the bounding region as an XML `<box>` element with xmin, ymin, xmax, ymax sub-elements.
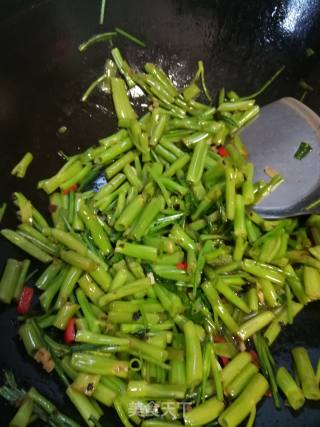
<box><xmin>209</xmin><ymin>343</ymin><xmax>224</xmax><ymax>401</ymax></box>
<box><xmin>99</xmin><ymin>0</ymin><xmax>107</xmax><ymax>25</ymax></box>
<box><xmin>254</xmin><ymin>334</ymin><xmax>280</xmax><ymax>408</ymax></box>
<box><xmin>81</xmin><ymin>74</ymin><xmax>108</xmax><ymax>102</ymax></box>
<box><xmin>115</xmin><ymin>27</ymin><xmax>146</xmax><ymax>48</ymax></box>
<box><xmin>294</xmin><ymin>142</ymin><xmax>312</xmax><ymax>160</ymax></box>
<box><xmin>193</xmin><ymin>60</ymin><xmax>211</xmax><ymax>102</ymax></box>
<box><xmin>111</xmin><ymin>47</ymin><xmax>136</xmax><ymax>88</ymax></box>
<box><xmin>79</xmin><ymin>32</ymin><xmax>116</xmax><ymax>52</ymax></box>
<box><xmin>299</xmin><ymin>80</ymin><xmax>314</xmax><ymax>92</ymax></box>
<box><xmin>239</xmin><ymin>65</ymin><xmax>285</xmax><ymax>101</ymax></box>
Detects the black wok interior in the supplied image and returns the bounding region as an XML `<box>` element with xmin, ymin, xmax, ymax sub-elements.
<box><xmin>0</xmin><ymin>0</ymin><xmax>320</xmax><ymax>425</ymax></box>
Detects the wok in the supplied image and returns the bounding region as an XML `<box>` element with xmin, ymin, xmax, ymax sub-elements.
<box><xmin>0</xmin><ymin>0</ymin><xmax>320</xmax><ymax>425</ymax></box>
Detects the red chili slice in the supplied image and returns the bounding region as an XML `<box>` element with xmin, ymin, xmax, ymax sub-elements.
<box><xmin>62</xmin><ymin>184</ymin><xmax>78</xmax><ymax>195</ymax></box>
<box><xmin>64</xmin><ymin>318</ymin><xmax>76</xmax><ymax>344</ymax></box>
<box><xmin>217</xmin><ymin>146</ymin><xmax>229</xmax><ymax>157</ymax></box>
<box><xmin>176</xmin><ymin>262</ymin><xmax>188</xmax><ymax>270</ymax></box>
<box><xmin>17</xmin><ymin>287</ymin><xmax>34</xmax><ymax>315</ymax></box>
<box><xmin>213</xmin><ymin>335</ymin><xmax>226</xmax><ymax>344</ymax></box>
<box><xmin>219</xmin><ymin>356</ymin><xmax>230</xmax><ymax>367</ymax></box>
<box><xmin>48</xmin><ymin>204</ymin><xmax>58</xmax><ymax>213</ymax></box>
<box><xmin>249</xmin><ymin>350</ymin><xmax>260</xmax><ymax>368</ymax></box>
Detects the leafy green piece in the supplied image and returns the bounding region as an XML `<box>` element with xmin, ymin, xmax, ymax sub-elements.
<box><xmin>294</xmin><ymin>142</ymin><xmax>312</xmax><ymax>160</ymax></box>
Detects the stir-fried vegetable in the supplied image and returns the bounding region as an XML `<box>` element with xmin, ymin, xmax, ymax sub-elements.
<box><xmin>1</xmin><ymin>40</ymin><xmax>320</xmax><ymax>427</ymax></box>
<box><xmin>0</xmin><ymin>371</ymin><xmax>80</xmax><ymax>427</ymax></box>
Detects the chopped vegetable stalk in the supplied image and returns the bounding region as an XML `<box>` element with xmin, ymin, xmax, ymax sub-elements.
<box><xmin>11</xmin><ymin>152</ymin><xmax>33</xmax><ymax>178</ymax></box>
<box><xmin>184</xmin><ymin>320</ymin><xmax>203</xmax><ymax>389</ymax></box>
<box><xmin>184</xmin><ymin>397</ymin><xmax>225</xmax><ymax>426</ymax></box>
<box><xmin>218</xmin><ymin>374</ymin><xmax>268</xmax><ymax>427</ymax></box>
<box><xmin>292</xmin><ymin>347</ymin><xmax>320</xmax><ymax>400</ymax></box>
<box><xmin>111</xmin><ymin>77</ymin><xmax>136</xmax><ymax>127</ymax></box>
<box><xmin>276</xmin><ymin>367</ymin><xmax>305</xmax><ymax>410</ymax></box>
<box><xmin>9</xmin><ymin>396</ymin><xmax>34</xmax><ymax>427</ymax></box>
<box><xmin>0</xmin><ymin>258</ymin><xmax>22</xmax><ymax>304</ymax></box>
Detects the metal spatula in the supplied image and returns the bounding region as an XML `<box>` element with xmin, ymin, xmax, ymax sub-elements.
<box><xmin>240</xmin><ymin>97</ymin><xmax>320</xmax><ymax>219</ymax></box>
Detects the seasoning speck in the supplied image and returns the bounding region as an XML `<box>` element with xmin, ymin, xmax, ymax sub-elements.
<box><xmin>58</xmin><ymin>125</ymin><xmax>68</xmax><ymax>135</ymax></box>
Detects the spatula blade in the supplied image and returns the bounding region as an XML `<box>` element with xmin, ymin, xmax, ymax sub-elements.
<box><xmin>240</xmin><ymin>97</ymin><xmax>320</xmax><ymax>218</ymax></box>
